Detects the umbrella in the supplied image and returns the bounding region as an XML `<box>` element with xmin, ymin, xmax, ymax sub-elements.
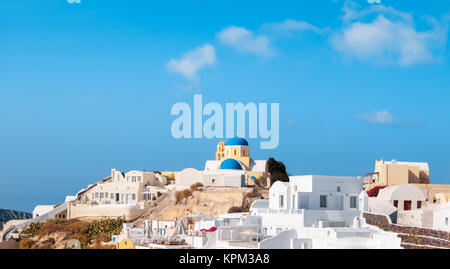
<box><xmin>240</xmin><ymin>229</ymin><xmax>262</xmax><ymax>242</ymax></box>
<box><xmin>171</xmin><ymin>219</ymin><xmax>187</xmax><ymax>237</ymax></box>
<box><xmin>207</xmin><ymin>227</ymin><xmax>217</xmax><ymax>232</ymax></box>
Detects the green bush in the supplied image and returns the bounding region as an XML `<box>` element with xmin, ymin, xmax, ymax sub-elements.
<box><xmin>22</xmin><ymin>222</ymin><xmax>43</xmax><ymax>237</ymax></box>
<box><xmin>86</xmin><ymin>217</ymin><xmax>124</xmax><ymax>238</ymax></box>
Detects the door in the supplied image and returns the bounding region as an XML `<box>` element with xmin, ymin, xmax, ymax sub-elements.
<box><xmin>404</xmin><ymin>200</ymin><xmax>412</xmax><ymax>211</ymax></box>
<box><xmin>115</xmin><ymin>193</ymin><xmax>119</xmax><ymax>202</ymax></box>
<box><xmin>334</xmin><ymin>195</ymin><xmax>343</xmax><ymax>210</ymax></box>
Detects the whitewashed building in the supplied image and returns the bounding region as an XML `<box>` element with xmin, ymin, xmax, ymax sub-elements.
<box><xmin>433</xmin><ymin>203</ymin><xmax>450</xmax><ymax>232</ymax></box>
<box><xmin>250</xmin><ymin>175</ymin><xmax>367</xmax><ymax>236</ymax></box>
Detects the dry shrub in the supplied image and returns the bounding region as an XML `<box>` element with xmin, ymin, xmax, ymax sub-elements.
<box><xmin>41</xmin><ymin>218</ymin><xmax>71</xmax><ymax>235</ymax></box>
<box><xmin>67</xmin><ymin>233</ymin><xmax>89</xmax><ymax>244</ymax></box>
<box><xmin>95</xmin><ymin>233</ymin><xmax>111</xmax><ymax>243</ymax></box>
<box><xmin>18</xmin><ymin>238</ymin><xmax>35</xmax><ymax>249</ymax></box>
<box><xmin>182</xmin><ymin>189</ymin><xmax>193</xmax><ymax>199</ymax></box>
<box><xmin>228</xmin><ymin>206</ymin><xmax>242</xmax><ymax>213</ymax></box>
<box><xmin>37</xmin><ymin>242</ymin><xmax>53</xmax><ymax>249</ymax></box>
<box><xmin>64</xmin><ymin>219</ymin><xmax>89</xmax><ymax>234</ymax></box>
<box><xmin>175</xmin><ymin>191</ymin><xmax>184</xmax><ymax>203</ymax></box>
<box><xmin>190</xmin><ymin>182</ymin><xmax>204</xmax><ymax>192</ymax></box>
<box><xmin>42</xmin><ymin>237</ymin><xmax>56</xmax><ymax>245</ymax></box>
<box><xmin>245</xmin><ymin>189</ymin><xmax>258</xmax><ymax>198</ymax></box>
<box><xmin>91</xmin><ymin>243</ymin><xmax>116</xmax><ymax>249</ymax></box>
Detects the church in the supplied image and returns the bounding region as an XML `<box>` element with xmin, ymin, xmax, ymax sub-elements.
<box><xmin>173</xmin><ymin>137</ymin><xmax>268</xmax><ymax>188</ymax></box>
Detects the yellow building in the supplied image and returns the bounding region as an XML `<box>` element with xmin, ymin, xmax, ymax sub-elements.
<box><xmin>366</xmin><ymin>158</ymin><xmax>450</xmax><ymax>204</ymax></box>
<box><xmin>365</xmin><ymin>159</ymin><xmax>430</xmax><ymax>190</ymax></box>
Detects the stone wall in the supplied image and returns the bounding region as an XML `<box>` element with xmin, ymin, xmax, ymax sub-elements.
<box><xmin>363</xmin><ymin>212</ymin><xmax>450</xmax><ymax>248</ymax></box>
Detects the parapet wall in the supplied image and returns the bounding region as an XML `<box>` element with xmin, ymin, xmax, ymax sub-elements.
<box><xmin>69</xmin><ymin>204</ymin><xmax>146</xmax><ymax>221</ymax></box>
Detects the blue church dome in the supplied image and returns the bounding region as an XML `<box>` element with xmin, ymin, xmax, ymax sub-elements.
<box><xmin>225</xmin><ymin>137</ymin><xmax>249</xmax><ymax>146</ymax></box>
<box><xmin>220</xmin><ymin>159</ymin><xmax>243</xmax><ymax>170</ymax></box>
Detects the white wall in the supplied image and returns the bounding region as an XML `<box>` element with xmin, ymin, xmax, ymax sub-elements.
<box><xmin>433</xmin><ymin>206</ymin><xmax>450</xmax><ymax>232</ymax></box>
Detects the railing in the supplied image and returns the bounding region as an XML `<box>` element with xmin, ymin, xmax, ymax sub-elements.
<box><xmin>253</xmin><ymin>208</ymin><xmax>302</xmax><ymax>215</ymax></box>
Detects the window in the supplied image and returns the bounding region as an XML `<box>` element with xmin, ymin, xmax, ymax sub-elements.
<box><xmin>350</xmin><ymin>196</ymin><xmax>357</xmax><ymax>208</ymax></box>
<box><xmin>127</xmin><ymin>176</ymin><xmax>130</xmax><ymax>182</ymax></box>
<box><xmin>132</xmin><ymin>194</ymin><xmax>136</xmax><ymax>200</ymax></box>
<box><xmin>417</xmin><ymin>201</ymin><xmax>422</xmax><ymax>209</ymax></box>
<box><xmin>276</xmin><ymin>228</ymin><xmax>282</xmax><ymax>234</ymax></box>
<box><xmin>337</xmin><ymin>186</ymin><xmax>341</xmax><ymax>192</ymax></box>
<box><xmin>105</xmin><ymin>193</ymin><xmax>108</xmax><ymax>198</ymax></box>
<box><xmin>111</xmin><ymin>193</ymin><xmax>114</xmax><ymax>199</ymax></box>
<box><xmin>137</xmin><ymin>176</ymin><xmax>141</xmax><ymax>182</ymax></box>
<box><xmin>320</xmin><ymin>195</ymin><xmax>327</xmax><ymax>208</ymax></box>
<box><xmin>100</xmin><ymin>193</ymin><xmax>104</xmax><ymax>199</ymax></box>
<box><xmin>292</xmin><ymin>195</ymin><xmax>295</xmax><ymax>209</ymax></box>
<box><xmin>445</xmin><ymin>217</ymin><xmax>448</xmax><ymax>226</ymax></box>
<box><xmin>393</xmin><ymin>200</ymin><xmax>398</xmax><ymax>208</ymax></box>
<box><xmin>132</xmin><ymin>176</ymin><xmax>136</xmax><ymax>182</ymax></box>
<box><xmin>95</xmin><ymin>192</ymin><xmax>99</xmax><ymax>198</ymax></box>
<box><xmin>279</xmin><ymin>195</ymin><xmax>284</xmax><ymax>208</ymax></box>
<box><xmin>294</xmin><ymin>185</ymin><xmax>297</xmax><ymax>192</ymax></box>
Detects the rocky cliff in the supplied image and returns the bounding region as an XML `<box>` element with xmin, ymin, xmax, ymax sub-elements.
<box><xmin>0</xmin><ymin>208</ymin><xmax>32</xmax><ymax>229</ymax></box>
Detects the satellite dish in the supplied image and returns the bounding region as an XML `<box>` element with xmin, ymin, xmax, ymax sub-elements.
<box><xmin>66</xmin><ymin>239</ymin><xmax>81</xmax><ymax>249</ymax></box>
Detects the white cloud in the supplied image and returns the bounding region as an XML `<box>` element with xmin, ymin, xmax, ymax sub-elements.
<box><xmin>218</xmin><ymin>26</ymin><xmax>273</xmax><ymax>56</ymax></box>
<box><xmin>332</xmin><ymin>3</ymin><xmax>448</xmax><ymax>66</ymax></box>
<box><xmin>67</xmin><ymin>0</ymin><xmax>81</xmax><ymax>3</ymax></box>
<box><xmin>367</xmin><ymin>0</ymin><xmax>381</xmax><ymax>4</ymax></box>
<box><xmin>167</xmin><ymin>44</ymin><xmax>216</xmax><ymax>80</ymax></box>
<box><xmin>356</xmin><ymin>110</ymin><xmax>395</xmax><ymax>124</ymax></box>
<box><xmin>261</xmin><ymin>19</ymin><xmax>330</xmax><ymax>35</ymax></box>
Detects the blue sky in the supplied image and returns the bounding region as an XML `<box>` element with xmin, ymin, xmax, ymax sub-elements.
<box><xmin>1</xmin><ymin>0</ymin><xmax>450</xmax><ymax>212</ymax></box>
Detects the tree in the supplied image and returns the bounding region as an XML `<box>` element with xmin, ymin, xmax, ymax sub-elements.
<box><xmin>267</xmin><ymin>157</ymin><xmax>289</xmax><ymax>185</ymax></box>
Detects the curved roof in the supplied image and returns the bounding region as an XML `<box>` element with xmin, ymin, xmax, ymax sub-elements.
<box><xmin>377</xmin><ymin>184</ymin><xmax>426</xmax><ymax>201</ymax></box>
<box><xmin>220</xmin><ymin>158</ymin><xmax>243</xmax><ymax>170</ymax></box>
<box><xmin>250</xmin><ymin>199</ymin><xmax>269</xmax><ymax>209</ymax></box>
<box><xmin>225</xmin><ymin>137</ymin><xmax>249</xmax><ymax>146</ymax></box>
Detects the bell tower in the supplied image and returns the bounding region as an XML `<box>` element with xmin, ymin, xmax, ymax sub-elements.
<box><xmin>216</xmin><ymin>141</ymin><xmax>225</xmax><ymax>160</ymax></box>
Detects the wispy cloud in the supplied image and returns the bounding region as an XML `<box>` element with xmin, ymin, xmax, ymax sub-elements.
<box><xmin>67</xmin><ymin>0</ymin><xmax>81</xmax><ymax>3</ymax></box>
<box><xmin>167</xmin><ymin>44</ymin><xmax>216</xmax><ymax>80</ymax></box>
<box><xmin>355</xmin><ymin>110</ymin><xmax>395</xmax><ymax>124</ymax></box>
<box><xmin>261</xmin><ymin>19</ymin><xmax>330</xmax><ymax>35</ymax></box>
<box><xmin>367</xmin><ymin>0</ymin><xmax>381</xmax><ymax>4</ymax></box>
<box><xmin>332</xmin><ymin>1</ymin><xmax>448</xmax><ymax>66</ymax></box>
<box><xmin>218</xmin><ymin>26</ymin><xmax>273</xmax><ymax>57</ymax></box>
